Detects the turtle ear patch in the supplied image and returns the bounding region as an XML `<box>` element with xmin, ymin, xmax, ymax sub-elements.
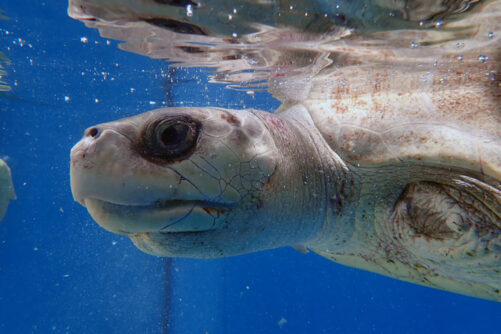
<box><xmin>137</xmin><ymin>114</ymin><xmax>201</xmax><ymax>164</ymax></box>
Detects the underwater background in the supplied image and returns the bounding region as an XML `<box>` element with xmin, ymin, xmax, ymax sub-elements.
<box><xmin>1</xmin><ymin>0</ymin><xmax>500</xmax><ymax>333</ymax></box>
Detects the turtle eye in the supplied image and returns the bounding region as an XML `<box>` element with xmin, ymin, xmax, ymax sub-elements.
<box><xmin>157</xmin><ymin>120</ymin><xmax>191</xmax><ymax>148</ymax></box>
<box><xmin>140</xmin><ymin>115</ymin><xmax>200</xmax><ymax>162</ymax></box>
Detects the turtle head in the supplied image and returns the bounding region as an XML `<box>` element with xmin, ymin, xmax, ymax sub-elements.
<box><xmin>71</xmin><ymin>107</ymin><xmax>312</xmax><ymax>257</ymax></box>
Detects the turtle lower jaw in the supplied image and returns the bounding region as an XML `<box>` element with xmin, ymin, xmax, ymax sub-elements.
<box><xmin>129</xmin><ymin>230</ymin><xmax>225</xmax><ymax>257</ymax></box>
<box><xmin>82</xmin><ymin>197</ymin><xmax>231</xmax><ymax>234</ymax></box>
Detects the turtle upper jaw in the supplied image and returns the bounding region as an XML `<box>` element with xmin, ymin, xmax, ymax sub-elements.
<box><xmin>69</xmin><ymin>125</ymin><xmax>237</xmax><ymax>235</ymax></box>
<box><xmin>82</xmin><ymin>197</ymin><xmax>232</xmax><ymax>235</ymax></box>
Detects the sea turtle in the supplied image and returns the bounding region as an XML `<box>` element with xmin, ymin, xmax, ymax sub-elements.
<box><xmin>68</xmin><ymin>0</ymin><xmax>500</xmax><ymax>301</ymax></box>
<box><xmin>70</xmin><ymin>55</ymin><xmax>501</xmax><ymax>301</ymax></box>
<box><xmin>0</xmin><ymin>158</ymin><xmax>15</xmax><ymax>221</ymax></box>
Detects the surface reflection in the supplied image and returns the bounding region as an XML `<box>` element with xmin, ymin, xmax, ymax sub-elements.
<box><xmin>68</xmin><ymin>0</ymin><xmax>498</xmax><ymax>94</ymax></box>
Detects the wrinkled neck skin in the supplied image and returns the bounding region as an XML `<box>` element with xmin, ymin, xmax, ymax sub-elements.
<box><xmin>130</xmin><ymin>105</ymin><xmax>355</xmax><ymax>259</ymax></box>
<box><xmin>253</xmin><ymin>105</ymin><xmax>354</xmax><ymax>252</ymax></box>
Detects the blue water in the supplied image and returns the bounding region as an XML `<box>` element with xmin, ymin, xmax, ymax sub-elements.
<box><xmin>1</xmin><ymin>1</ymin><xmax>500</xmax><ymax>333</ymax></box>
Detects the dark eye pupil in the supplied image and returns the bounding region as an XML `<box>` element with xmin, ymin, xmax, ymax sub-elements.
<box><xmin>160</xmin><ymin>123</ymin><xmax>188</xmax><ymax>146</ymax></box>
<box><xmin>140</xmin><ymin>116</ymin><xmax>200</xmax><ymax>163</ymax></box>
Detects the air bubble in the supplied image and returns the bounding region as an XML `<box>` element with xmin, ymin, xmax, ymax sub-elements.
<box><xmin>80</xmin><ymin>36</ymin><xmax>88</xmax><ymax>43</ymax></box>
<box><xmin>478</xmin><ymin>55</ymin><xmax>488</xmax><ymax>63</ymax></box>
<box><xmin>186</xmin><ymin>4</ymin><xmax>193</xmax><ymax>17</ymax></box>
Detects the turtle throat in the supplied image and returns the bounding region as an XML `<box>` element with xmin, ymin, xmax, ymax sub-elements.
<box><xmin>253</xmin><ymin>105</ymin><xmax>353</xmax><ymax>249</ymax></box>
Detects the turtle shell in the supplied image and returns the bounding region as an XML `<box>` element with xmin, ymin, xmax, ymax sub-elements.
<box><xmin>303</xmin><ymin>58</ymin><xmax>500</xmax><ymax>181</ymax></box>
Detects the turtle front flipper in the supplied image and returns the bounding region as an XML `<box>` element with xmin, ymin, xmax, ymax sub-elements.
<box><xmin>317</xmin><ymin>174</ymin><xmax>501</xmax><ymax>302</ymax></box>
<box><xmin>385</xmin><ymin>177</ymin><xmax>501</xmax><ymax>301</ymax></box>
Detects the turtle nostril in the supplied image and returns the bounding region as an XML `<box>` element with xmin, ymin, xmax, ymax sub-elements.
<box><xmin>86</xmin><ymin>127</ymin><xmax>99</xmax><ymax>138</ymax></box>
